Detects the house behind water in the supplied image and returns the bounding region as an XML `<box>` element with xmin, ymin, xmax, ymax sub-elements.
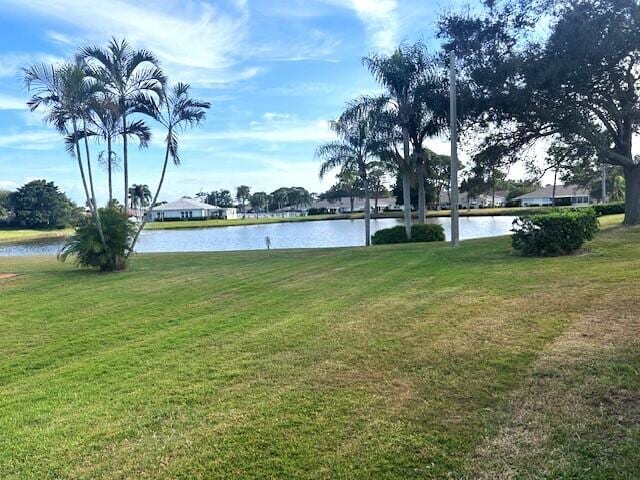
<box><xmin>438</xmin><ymin>191</ymin><xmax>507</xmax><ymax>209</ymax></box>
<box><xmin>150</xmin><ymin>197</ymin><xmax>238</xmax><ymax>221</ymax></box>
<box><xmin>308</xmin><ymin>196</ymin><xmax>399</xmax><ymax>214</ymax></box>
<box><xmin>513</xmin><ymin>185</ymin><xmax>591</xmax><ymax>207</ymax></box>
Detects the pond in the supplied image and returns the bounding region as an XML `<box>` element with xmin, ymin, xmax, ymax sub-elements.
<box><xmin>0</xmin><ymin>216</ymin><xmax>516</xmax><ymax>257</ymax></box>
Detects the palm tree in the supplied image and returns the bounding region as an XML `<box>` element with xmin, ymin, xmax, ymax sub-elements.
<box><xmin>80</xmin><ymin>38</ymin><xmax>166</xmax><ymax>210</ymax></box>
<box><xmin>128</xmin><ymin>184</ymin><xmax>151</xmax><ymax>218</ymax></box>
<box><xmin>368</xmin><ymin>166</ymin><xmax>388</xmax><ymax>216</ymax></box>
<box><xmin>23</xmin><ymin>61</ymin><xmax>108</xmax><ymax>250</ymax></box>
<box><xmin>90</xmin><ymin>96</ymin><xmax>151</xmax><ymax>203</ymax></box>
<box><xmin>407</xmin><ymin>70</ymin><xmax>449</xmax><ymax>223</ymax></box>
<box><xmin>250</xmin><ymin>192</ymin><xmax>269</xmax><ymax>218</ymax></box>
<box><xmin>271</xmin><ymin>188</ymin><xmax>289</xmax><ymax>216</ymax></box>
<box><xmin>236</xmin><ymin>185</ymin><xmax>251</xmax><ymax>218</ymax></box>
<box><xmin>363</xmin><ymin>43</ymin><xmax>432</xmax><ymax>238</ymax></box>
<box><xmin>317</xmin><ymin>100</ymin><xmax>383</xmax><ymax>246</ymax></box>
<box><xmin>127</xmin><ymin>82</ymin><xmax>210</xmax><ymax>255</ymax></box>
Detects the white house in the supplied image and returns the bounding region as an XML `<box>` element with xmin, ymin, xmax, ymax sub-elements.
<box><xmin>513</xmin><ymin>185</ymin><xmax>591</xmax><ymax>207</ymax></box>
<box><xmin>439</xmin><ymin>191</ymin><xmax>507</xmax><ymax>209</ymax></box>
<box><xmin>151</xmin><ymin>197</ymin><xmax>238</xmax><ymax>221</ymax></box>
<box><xmin>309</xmin><ymin>196</ymin><xmax>398</xmax><ymax>214</ymax></box>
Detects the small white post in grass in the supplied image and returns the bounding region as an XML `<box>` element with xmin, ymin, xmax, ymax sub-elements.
<box><xmin>449</xmin><ymin>51</ymin><xmax>460</xmax><ymax>246</ymax></box>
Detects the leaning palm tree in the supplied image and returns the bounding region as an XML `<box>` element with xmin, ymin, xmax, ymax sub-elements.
<box><xmin>127</xmin><ymin>83</ymin><xmax>210</xmax><ymax>255</ymax></box>
<box><xmin>23</xmin><ymin>61</ymin><xmax>108</xmax><ymax>250</ymax></box>
<box><xmin>317</xmin><ymin>100</ymin><xmax>383</xmax><ymax>246</ymax></box>
<box><xmin>363</xmin><ymin>43</ymin><xmax>432</xmax><ymax>238</ymax></box>
<box><xmin>80</xmin><ymin>38</ymin><xmax>166</xmax><ymax>210</ymax></box>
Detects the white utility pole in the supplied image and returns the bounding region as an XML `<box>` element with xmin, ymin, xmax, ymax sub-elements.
<box><xmin>449</xmin><ymin>51</ymin><xmax>460</xmax><ymax>246</ymax></box>
<box><xmin>602</xmin><ymin>163</ymin><xmax>608</xmax><ymax>204</ymax></box>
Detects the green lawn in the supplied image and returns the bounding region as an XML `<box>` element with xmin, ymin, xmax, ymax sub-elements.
<box><xmin>0</xmin><ymin>228</ymin><xmax>72</xmax><ymax>243</ymax></box>
<box><xmin>0</xmin><ymin>221</ymin><xmax>638</xmax><ymax>479</ymax></box>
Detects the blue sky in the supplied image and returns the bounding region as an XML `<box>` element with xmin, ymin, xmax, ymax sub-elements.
<box><xmin>0</xmin><ymin>0</ymin><xmax>468</xmax><ymax>204</ymax></box>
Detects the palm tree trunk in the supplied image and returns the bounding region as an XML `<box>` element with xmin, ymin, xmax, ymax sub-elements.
<box><xmin>402</xmin><ymin>127</ymin><xmax>412</xmax><ymax>239</ymax></box>
<box><xmin>72</xmin><ymin>117</ymin><xmax>107</xmax><ymax>250</ymax></box>
<box><xmin>374</xmin><ymin>190</ymin><xmax>379</xmax><ymax>218</ymax></box>
<box><xmin>107</xmin><ymin>136</ymin><xmax>113</xmax><ymax>204</ymax></box>
<box><xmin>128</xmin><ymin>134</ymin><xmax>171</xmax><ymax>257</ymax></box>
<box><xmin>122</xmin><ymin>109</ymin><xmax>129</xmax><ymax>211</ymax></box>
<box><xmin>417</xmin><ymin>161</ymin><xmax>426</xmax><ymax>224</ymax></box>
<box><xmin>82</xmin><ymin>117</ymin><xmax>99</xmax><ymax>212</ymax></box>
<box><xmin>363</xmin><ymin>176</ymin><xmax>371</xmax><ymax>246</ymax></box>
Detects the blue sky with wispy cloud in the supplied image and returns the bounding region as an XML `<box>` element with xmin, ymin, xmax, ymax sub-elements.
<box><xmin>0</xmin><ymin>0</ymin><xmax>465</xmax><ymax>203</ymax></box>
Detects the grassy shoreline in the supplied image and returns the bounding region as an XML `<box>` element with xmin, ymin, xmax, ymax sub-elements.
<box><xmin>0</xmin><ymin>228</ymin><xmax>73</xmax><ymax>244</ymax></box>
<box><xmin>0</xmin><ymin>225</ymin><xmax>638</xmax><ymax>478</ymax></box>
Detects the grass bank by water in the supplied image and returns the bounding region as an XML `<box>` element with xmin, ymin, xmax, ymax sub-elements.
<box><xmin>0</xmin><ymin>220</ymin><xmax>638</xmax><ymax>478</ymax></box>
<box><xmin>0</xmin><ymin>228</ymin><xmax>72</xmax><ymax>244</ymax></box>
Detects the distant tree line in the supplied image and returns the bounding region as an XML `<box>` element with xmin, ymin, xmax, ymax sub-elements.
<box><xmin>194</xmin><ymin>185</ymin><xmax>315</xmax><ymax>217</ymax></box>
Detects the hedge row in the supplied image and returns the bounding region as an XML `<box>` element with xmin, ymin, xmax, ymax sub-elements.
<box><xmin>592</xmin><ymin>202</ymin><xmax>625</xmax><ymax>216</ymax></box>
<box><xmin>511</xmin><ymin>208</ymin><xmax>599</xmax><ymax>256</ymax></box>
<box><xmin>372</xmin><ymin>224</ymin><xmax>445</xmax><ymax>245</ymax></box>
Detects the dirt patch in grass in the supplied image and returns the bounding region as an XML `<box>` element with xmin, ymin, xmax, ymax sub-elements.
<box><xmin>462</xmin><ymin>293</ymin><xmax>640</xmax><ymax>479</ymax></box>
<box><xmin>0</xmin><ymin>273</ymin><xmax>18</xmax><ymax>281</ymax></box>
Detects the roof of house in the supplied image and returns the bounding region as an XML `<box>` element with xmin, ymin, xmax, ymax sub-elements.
<box><xmin>310</xmin><ymin>196</ymin><xmax>398</xmax><ymax>210</ymax></box>
<box><xmin>513</xmin><ymin>185</ymin><xmax>590</xmax><ymax>200</ymax></box>
<box><xmin>153</xmin><ymin>197</ymin><xmax>220</xmax><ymax>211</ymax></box>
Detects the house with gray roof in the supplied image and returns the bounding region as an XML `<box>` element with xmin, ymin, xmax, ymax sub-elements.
<box><xmin>513</xmin><ymin>185</ymin><xmax>591</xmax><ymax>207</ymax></box>
<box><xmin>151</xmin><ymin>197</ymin><xmax>238</xmax><ymax>221</ymax></box>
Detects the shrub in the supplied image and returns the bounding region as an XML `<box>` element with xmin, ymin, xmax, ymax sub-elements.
<box><xmin>511</xmin><ymin>208</ymin><xmax>599</xmax><ymax>256</ymax></box>
<box><xmin>372</xmin><ymin>224</ymin><xmax>445</xmax><ymax>245</ymax></box>
<box><xmin>411</xmin><ymin>223</ymin><xmax>446</xmax><ymax>242</ymax></box>
<box><xmin>59</xmin><ymin>207</ymin><xmax>135</xmax><ymax>271</ymax></box>
<box><xmin>372</xmin><ymin>226</ymin><xmax>408</xmax><ymax>245</ymax></box>
<box><xmin>592</xmin><ymin>202</ymin><xmax>625</xmax><ymax>216</ymax></box>
<box><xmin>307</xmin><ymin>208</ymin><xmax>330</xmax><ymax>215</ymax></box>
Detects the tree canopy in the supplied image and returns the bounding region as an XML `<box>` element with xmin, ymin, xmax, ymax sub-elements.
<box><xmin>439</xmin><ymin>0</ymin><xmax>640</xmax><ymax>224</ymax></box>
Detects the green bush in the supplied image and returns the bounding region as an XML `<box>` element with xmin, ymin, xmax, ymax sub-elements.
<box><xmin>592</xmin><ymin>202</ymin><xmax>625</xmax><ymax>216</ymax></box>
<box><xmin>59</xmin><ymin>207</ymin><xmax>135</xmax><ymax>271</ymax></box>
<box><xmin>372</xmin><ymin>224</ymin><xmax>445</xmax><ymax>245</ymax></box>
<box><xmin>307</xmin><ymin>208</ymin><xmax>330</xmax><ymax>215</ymax></box>
<box><xmin>410</xmin><ymin>223</ymin><xmax>446</xmax><ymax>242</ymax></box>
<box><xmin>511</xmin><ymin>208</ymin><xmax>599</xmax><ymax>256</ymax></box>
<box><xmin>372</xmin><ymin>226</ymin><xmax>408</xmax><ymax>245</ymax></box>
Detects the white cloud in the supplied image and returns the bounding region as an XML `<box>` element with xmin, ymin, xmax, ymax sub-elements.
<box><xmin>0</xmin><ymin>131</ymin><xmax>60</xmax><ymax>150</ymax></box>
<box><xmin>0</xmin><ymin>95</ymin><xmax>26</xmax><ymax>110</ymax></box>
<box><xmin>0</xmin><ymin>52</ymin><xmax>65</xmax><ymax>78</ymax></box>
<box><xmin>152</xmin><ymin>156</ymin><xmax>333</xmax><ymax>200</ymax></box>
<box><xmin>4</xmin><ymin>0</ymin><xmax>254</xmax><ymax>86</ymax></box>
<box><xmin>321</xmin><ymin>0</ymin><xmax>399</xmax><ymax>52</ymax></box>
<box><xmin>182</xmin><ymin>116</ymin><xmax>335</xmax><ymax>146</ymax></box>
<box><xmin>0</xmin><ymin>180</ymin><xmax>19</xmax><ymax>190</ymax></box>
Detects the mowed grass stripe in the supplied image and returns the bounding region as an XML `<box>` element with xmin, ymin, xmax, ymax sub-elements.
<box><xmin>0</xmin><ymin>225</ymin><xmax>638</xmax><ymax>478</ymax></box>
